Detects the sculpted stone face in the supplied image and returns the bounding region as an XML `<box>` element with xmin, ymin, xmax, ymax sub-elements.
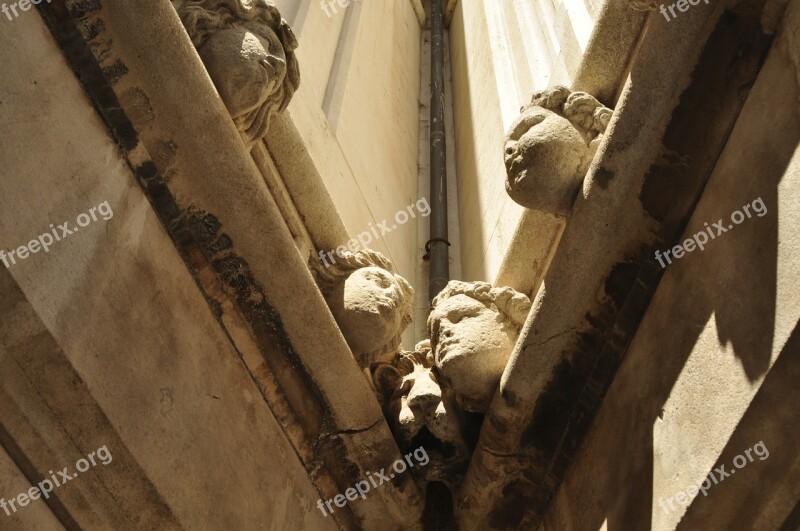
<box><xmin>372</xmin><ymin>346</ymin><xmax>468</xmax><ymax>485</ymax></box>
<box><xmin>326</xmin><ymin>266</ymin><xmax>405</xmax><ymax>360</ymax></box>
<box><xmin>429</xmin><ymin>295</ymin><xmax>519</xmax><ymax>413</ymax></box>
<box><xmin>198</xmin><ymin>26</ymin><xmax>287</xmax><ymax>140</ymax></box>
<box><xmin>395</xmin><ymin>361</ymin><xmax>463</xmax><ymax>456</ymax></box>
<box><xmin>504</xmin><ymin>104</ymin><xmax>595</xmax><ymax>216</ymax></box>
<box><xmin>172</xmin><ymin>0</ymin><xmax>300</xmax><ymax>145</ymax></box>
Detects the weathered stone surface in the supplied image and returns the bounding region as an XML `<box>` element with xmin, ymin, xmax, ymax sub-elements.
<box><xmin>172</xmin><ymin>0</ymin><xmax>300</xmax><ymax>146</ymax></box>
<box><xmin>428</xmin><ymin>281</ymin><xmax>531</xmax><ymax>413</ymax></box>
<box><xmin>0</xmin><ymin>11</ymin><xmax>332</xmax><ymax>526</ymax></box>
<box><xmin>29</xmin><ymin>1</ymin><xmax>424</xmax><ymax>526</ymax></box>
<box><xmin>504</xmin><ymin>86</ymin><xmax>611</xmax><ymax>216</ymax></box>
<box><xmin>460</xmin><ymin>0</ymin><xmax>780</xmax><ymax>528</ymax></box>
<box><xmin>316</xmin><ymin>250</ymin><xmax>414</xmax><ymax>367</ymax></box>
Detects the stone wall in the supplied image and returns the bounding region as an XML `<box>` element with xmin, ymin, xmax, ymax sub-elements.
<box><xmin>542</xmin><ymin>3</ymin><xmax>800</xmax><ymax>528</ymax></box>
<box><xmin>0</xmin><ymin>11</ymin><xmax>333</xmax><ymax>529</ymax></box>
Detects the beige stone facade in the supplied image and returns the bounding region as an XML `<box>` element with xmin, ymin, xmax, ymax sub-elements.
<box><xmin>0</xmin><ymin>0</ymin><xmax>798</xmax><ymax>529</ymax></box>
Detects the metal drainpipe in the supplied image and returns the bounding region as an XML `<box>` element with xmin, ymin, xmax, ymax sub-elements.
<box><xmin>426</xmin><ymin>0</ymin><xmax>450</xmax><ymax>302</ymax></box>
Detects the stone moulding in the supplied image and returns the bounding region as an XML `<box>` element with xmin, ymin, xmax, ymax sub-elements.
<box><xmin>42</xmin><ymin>0</ymin><xmax>423</xmax><ymax>527</ymax></box>
<box><xmin>460</xmin><ymin>0</ymin><xmax>777</xmax><ymax>527</ymax></box>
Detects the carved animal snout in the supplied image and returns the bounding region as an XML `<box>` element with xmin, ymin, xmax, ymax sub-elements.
<box><xmin>406</xmin><ymin>371</ymin><xmax>443</xmax><ymax>419</ymax></box>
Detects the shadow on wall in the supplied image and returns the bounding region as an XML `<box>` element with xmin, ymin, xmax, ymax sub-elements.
<box><xmin>677</xmin><ymin>320</ymin><xmax>800</xmax><ymax>529</ymax></box>
<box><xmin>602</xmin><ymin>122</ymin><xmax>795</xmax><ymax>531</ymax></box>
<box><xmin>543</xmin><ymin>6</ymin><xmax>800</xmax><ymax>531</ymax></box>
<box><xmin>602</xmin><ymin>151</ymin><xmax>793</xmax><ymax>531</ymax></box>
<box><xmin>605</xmin><ymin>24</ymin><xmax>798</xmax><ymax>531</ymax></box>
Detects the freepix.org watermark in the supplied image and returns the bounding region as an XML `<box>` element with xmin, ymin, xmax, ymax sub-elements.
<box><xmin>2</xmin><ymin>0</ymin><xmax>51</xmax><ymax>22</ymax></box>
<box><xmin>1</xmin><ymin>200</ymin><xmax>113</xmax><ymax>269</ymax></box>
<box><xmin>658</xmin><ymin>440</ymin><xmax>769</xmax><ymax>515</ymax></box>
<box><xmin>316</xmin><ymin>445</ymin><xmax>430</xmax><ymax>517</ymax></box>
<box><xmin>659</xmin><ymin>0</ymin><xmax>711</xmax><ymax>23</ymax></box>
<box><xmin>319</xmin><ymin>197</ymin><xmax>431</xmax><ymax>268</ymax></box>
<box><xmin>655</xmin><ymin>196</ymin><xmax>767</xmax><ymax>269</ymax></box>
<box><xmin>1</xmin><ymin>445</ymin><xmax>113</xmax><ymax>517</ymax></box>
<box><xmin>320</xmin><ymin>0</ymin><xmax>360</xmax><ymax>18</ymax></box>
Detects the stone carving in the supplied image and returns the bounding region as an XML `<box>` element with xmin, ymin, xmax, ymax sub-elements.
<box><xmin>372</xmin><ymin>340</ymin><xmax>468</xmax><ymax>486</ymax></box>
<box><xmin>316</xmin><ymin>250</ymin><xmax>414</xmax><ymax>367</ymax></box>
<box><xmin>428</xmin><ymin>281</ymin><xmax>531</xmax><ymax>413</ymax></box>
<box><xmin>172</xmin><ymin>0</ymin><xmax>300</xmax><ymax>146</ymax></box>
<box><xmin>504</xmin><ymin>86</ymin><xmax>612</xmax><ymax>216</ymax></box>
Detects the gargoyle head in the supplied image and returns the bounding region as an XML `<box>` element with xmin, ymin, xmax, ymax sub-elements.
<box><xmin>504</xmin><ymin>86</ymin><xmax>611</xmax><ymax>216</ymax></box>
<box><xmin>173</xmin><ymin>0</ymin><xmax>300</xmax><ymax>146</ymax></box>
<box><xmin>372</xmin><ymin>340</ymin><xmax>468</xmax><ymax>486</ymax></box>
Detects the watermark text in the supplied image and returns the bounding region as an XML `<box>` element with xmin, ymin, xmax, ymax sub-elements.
<box><xmin>1</xmin><ymin>445</ymin><xmax>113</xmax><ymax>517</ymax></box>
<box><xmin>659</xmin><ymin>440</ymin><xmax>769</xmax><ymax>514</ymax></box>
<box><xmin>1</xmin><ymin>200</ymin><xmax>113</xmax><ymax>269</ymax></box>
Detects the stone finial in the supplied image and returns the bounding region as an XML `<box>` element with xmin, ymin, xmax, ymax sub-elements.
<box><xmin>504</xmin><ymin>86</ymin><xmax>612</xmax><ymax>216</ymax></box>
<box><xmin>316</xmin><ymin>250</ymin><xmax>414</xmax><ymax>367</ymax></box>
<box><xmin>372</xmin><ymin>340</ymin><xmax>468</xmax><ymax>486</ymax></box>
<box><xmin>172</xmin><ymin>0</ymin><xmax>300</xmax><ymax>147</ymax></box>
<box><xmin>428</xmin><ymin>281</ymin><xmax>531</xmax><ymax>413</ymax></box>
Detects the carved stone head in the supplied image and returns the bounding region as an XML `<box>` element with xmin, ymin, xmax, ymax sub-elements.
<box><xmin>428</xmin><ymin>281</ymin><xmax>531</xmax><ymax>413</ymax></box>
<box><xmin>372</xmin><ymin>340</ymin><xmax>468</xmax><ymax>486</ymax></box>
<box><xmin>316</xmin><ymin>250</ymin><xmax>414</xmax><ymax>367</ymax></box>
<box><xmin>173</xmin><ymin>0</ymin><xmax>300</xmax><ymax>146</ymax></box>
<box><xmin>504</xmin><ymin>86</ymin><xmax>611</xmax><ymax>216</ymax></box>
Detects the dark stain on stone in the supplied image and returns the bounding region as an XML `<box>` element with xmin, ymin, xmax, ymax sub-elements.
<box><xmin>78</xmin><ymin>16</ymin><xmax>104</xmax><ymax>40</ymax></box>
<box><xmin>134</xmin><ymin>161</ymin><xmax>158</xmax><ymax>184</ymax></box>
<box><xmin>88</xmin><ymin>40</ymin><xmax>111</xmax><ymax>64</ymax></box>
<box><xmin>604</xmin><ymin>261</ymin><xmax>640</xmax><ymax>310</ymax></box>
<box><xmin>641</xmin><ymin>10</ymin><xmax>771</xmax><ymax>226</ymax></box>
<box><xmin>522</xmin><ymin>355</ymin><xmax>581</xmax><ymax>454</ymax></box>
<box><xmin>639</xmin><ymin>162</ymin><xmax>678</xmax><ymax>223</ymax></box>
<box><xmin>205</xmin><ymin>295</ymin><xmax>223</xmax><ymax>318</ymax></box>
<box><xmin>102</xmin><ymin>59</ymin><xmax>129</xmax><ymax>85</ymax></box>
<box><xmin>146</xmin><ymin>181</ymin><xmax>182</xmax><ymax>225</ymax></box>
<box><xmin>66</xmin><ymin>0</ymin><xmax>101</xmax><ymax>19</ymax></box>
<box><xmin>593</xmin><ymin>167</ymin><xmax>614</xmax><ymax>190</ymax></box>
<box><xmin>312</xmin><ymin>435</ymin><xmax>366</xmax><ymax>530</ymax></box>
<box><xmin>35</xmin><ymin>1</ymin><xmax>137</xmax><ymax>150</ymax></box>
<box><xmin>179</xmin><ymin>206</ymin><xmax>331</xmax><ymax>432</ymax></box>
<box><xmin>212</xmin><ymin>255</ymin><xmax>257</xmax><ymax>300</ymax></box>
<box><xmin>208</xmin><ymin>234</ymin><xmax>232</xmax><ymax>256</ymax></box>
<box><xmin>153</xmin><ymin>140</ymin><xmax>178</xmax><ymax>171</ymax></box>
